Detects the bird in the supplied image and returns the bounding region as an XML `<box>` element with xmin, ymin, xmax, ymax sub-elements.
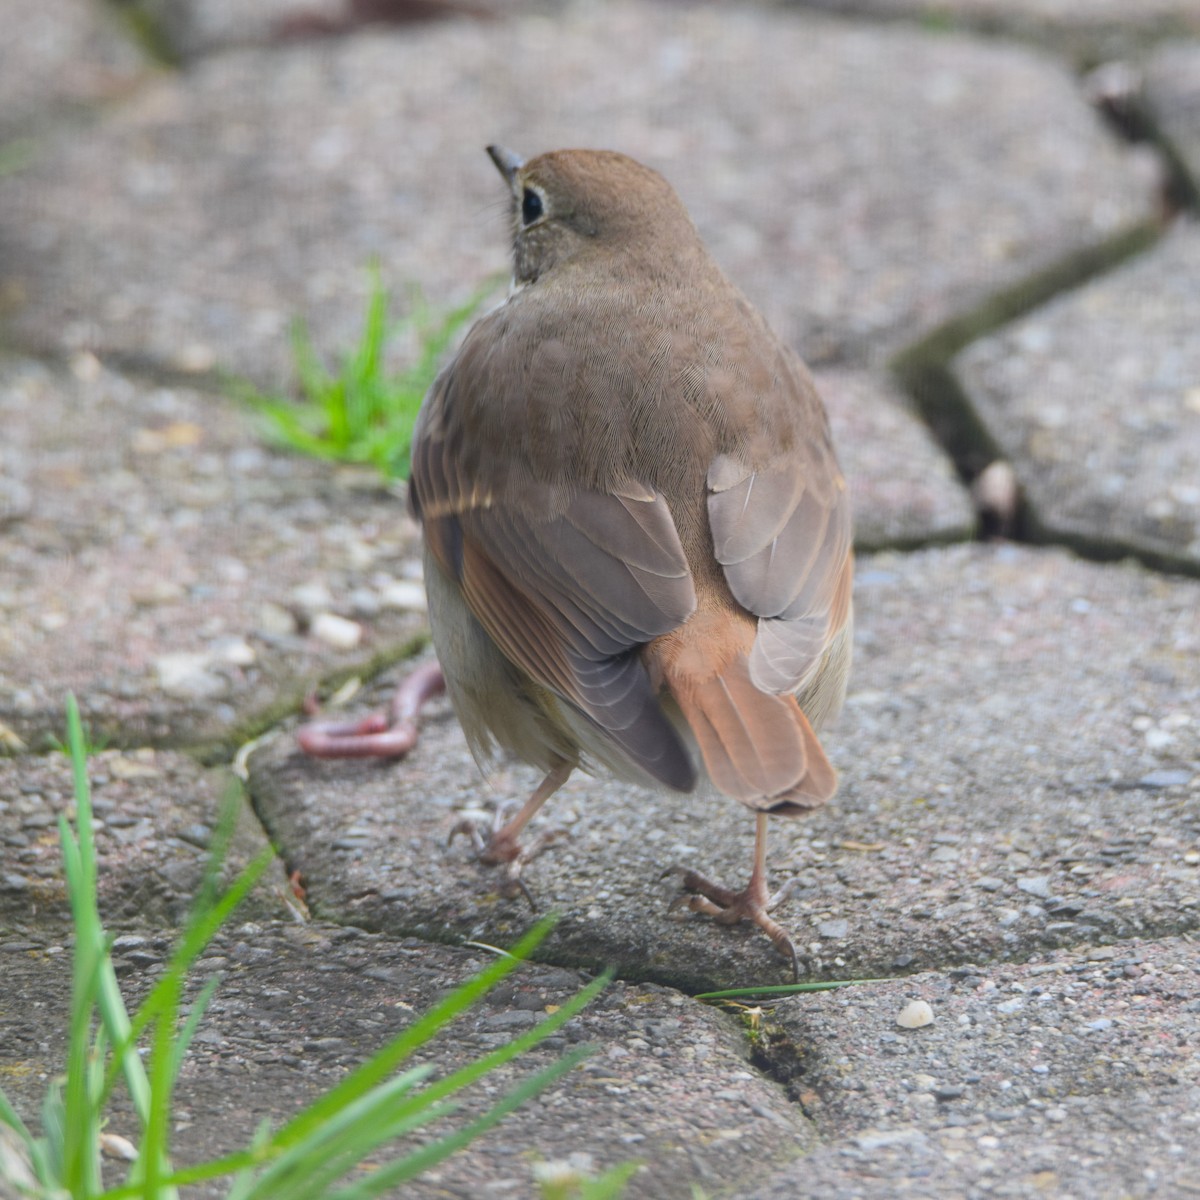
<box><xmin>403</xmin><ymin>145</ymin><xmax>854</xmax><ymax>976</ymax></box>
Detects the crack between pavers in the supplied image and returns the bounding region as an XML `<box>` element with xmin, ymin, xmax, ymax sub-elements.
<box><xmin>242</xmin><ymin>875</ymin><xmax>1200</xmax><ymax>998</ymax></box>
<box><xmin>886</xmin><ymin>63</ymin><xmax>1200</xmax><ymax>579</ymax></box>
<box><xmin>888</xmin><ymin>217</ymin><xmax>1179</xmax><ymax>556</ymax></box>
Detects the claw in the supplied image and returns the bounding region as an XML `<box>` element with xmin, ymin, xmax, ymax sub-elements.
<box><xmin>670</xmin><ymin>815</ymin><xmax>805</xmax><ymax>980</ymax></box>
<box><xmin>449</xmin><ymin>762</ymin><xmax>573</xmax><ymax>909</ymax></box>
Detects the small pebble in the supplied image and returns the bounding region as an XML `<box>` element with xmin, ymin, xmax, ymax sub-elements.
<box><xmin>155</xmin><ymin>652</ymin><xmax>225</xmax><ymax>699</ymax></box>
<box><xmin>378</xmin><ymin>579</ymin><xmax>428</xmax><ymax>612</ymax></box>
<box><xmin>99</xmin><ymin>1133</ymin><xmax>138</xmax><ymax>1161</ymax></box>
<box><xmin>896</xmin><ymin>1000</ymin><xmax>934</xmax><ymax>1029</ymax></box>
<box><xmin>311</xmin><ymin>612</ymin><xmax>363</xmax><ymax>650</ymax></box>
<box><xmin>210</xmin><ymin>637</ymin><xmax>256</xmax><ymax>666</ymax></box>
<box><xmin>257</xmin><ymin>602</ymin><xmax>298</xmax><ymax>636</ymax></box>
<box><xmin>291</xmin><ymin>581</ymin><xmax>334</xmax><ymax>611</ymax></box>
<box><xmin>1138</xmin><ymin>769</ymin><xmax>1192</xmax><ymax>789</ymax></box>
<box><xmin>1017</xmin><ymin>875</ymin><xmax>1052</xmax><ymax>899</ymax></box>
<box><xmin>818</xmin><ymin>919</ymin><xmax>850</xmax><ymax>940</ymax></box>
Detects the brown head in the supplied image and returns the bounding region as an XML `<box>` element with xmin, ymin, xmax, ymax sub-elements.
<box><xmin>486</xmin><ymin>145</ymin><xmax>704</xmax><ymax>284</ymax></box>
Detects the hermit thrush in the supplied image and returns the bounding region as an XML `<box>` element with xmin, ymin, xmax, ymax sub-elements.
<box><xmin>406</xmin><ymin>146</ymin><xmax>854</xmax><ymax>975</ymax></box>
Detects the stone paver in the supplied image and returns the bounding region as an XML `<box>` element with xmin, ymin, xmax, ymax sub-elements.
<box><xmin>0</xmin><ymin>749</ymin><xmax>284</xmax><ymax>929</ymax></box>
<box><xmin>749</xmin><ymin>936</ymin><xmax>1200</xmax><ymax>1198</ymax></box>
<box><xmin>248</xmin><ymin>545</ymin><xmax>1200</xmax><ymax>991</ymax></box>
<box><xmin>127</xmin><ymin>0</ymin><xmax>345</xmax><ymax>59</ymax></box>
<box><xmin>0</xmin><ymin>0</ymin><xmax>148</xmax><ymax>143</ymax></box>
<box><xmin>819</xmin><ymin>368</ymin><xmax>975</xmax><ymax>549</ymax></box>
<box><xmin>0</xmin><ymin>2</ymin><xmax>1155</xmax><ymax>383</ymax></box>
<box><xmin>143</xmin><ymin>0</ymin><xmax>508</xmax><ymax>59</ymax></box>
<box><xmin>0</xmin><ymin>922</ymin><xmax>812</xmax><ymax>1199</ymax></box>
<box><xmin>954</xmin><ymin>222</ymin><xmax>1200</xmax><ymax>573</ymax></box>
<box><xmin>1146</xmin><ymin>39</ymin><xmax>1200</xmax><ymax>190</ymax></box>
<box><xmin>787</xmin><ymin>0</ymin><xmax>1200</xmax><ymax>57</ymax></box>
<box><xmin>2</xmin><ymin>1</ymin><xmax>1199</xmax><ymax>1196</ymax></box>
<box><xmin>0</xmin><ymin>356</ymin><xmax>428</xmax><ymax>752</ymax></box>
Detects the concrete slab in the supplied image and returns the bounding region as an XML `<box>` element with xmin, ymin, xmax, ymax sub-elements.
<box><xmin>954</xmin><ymin>222</ymin><xmax>1200</xmax><ymax>573</ymax></box>
<box><xmin>0</xmin><ymin>0</ymin><xmax>149</xmax><ymax>143</ymax></box>
<box><xmin>247</xmin><ymin>545</ymin><xmax>1200</xmax><ymax>992</ymax></box>
<box><xmin>0</xmin><ymin>356</ymin><xmax>427</xmax><ymax>753</ymax></box>
<box><xmin>0</xmin><ymin>748</ymin><xmax>284</xmax><ymax>931</ymax></box>
<box><xmin>1145</xmin><ymin>39</ymin><xmax>1200</xmax><ymax>191</ymax></box>
<box><xmin>137</xmin><ymin>0</ymin><xmax>502</xmax><ymax>59</ymax></box>
<box><xmin>819</xmin><ymin>368</ymin><xmax>975</xmax><ymax>549</ymax></box>
<box><xmin>0</xmin><ymin>3</ymin><xmax>1156</xmax><ymax>381</ymax></box>
<box><xmin>747</xmin><ymin>936</ymin><xmax>1200</xmax><ymax>1198</ymax></box>
<box><xmin>783</xmin><ymin>0</ymin><xmax>1200</xmax><ymax>58</ymax></box>
<box><xmin>0</xmin><ymin>923</ymin><xmax>812</xmax><ymax>1199</ymax></box>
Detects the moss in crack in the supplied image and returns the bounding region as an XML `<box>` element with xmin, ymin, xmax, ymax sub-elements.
<box><xmin>104</xmin><ymin>0</ymin><xmax>182</xmax><ymax>66</ymax></box>
<box><xmin>748</xmin><ymin>1020</ymin><xmax>819</xmax><ymax>1115</ymax></box>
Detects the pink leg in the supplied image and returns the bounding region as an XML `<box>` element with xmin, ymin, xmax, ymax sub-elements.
<box><xmin>297</xmin><ymin>661</ymin><xmax>445</xmax><ymax>758</ymax></box>
<box><xmin>450</xmin><ymin>759</ymin><xmax>572</xmax><ymax>908</ymax></box>
<box><xmin>672</xmin><ymin>813</ymin><xmax>802</xmax><ymax>979</ymax></box>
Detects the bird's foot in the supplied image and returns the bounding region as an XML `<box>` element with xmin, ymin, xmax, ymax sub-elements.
<box><xmin>449</xmin><ymin>801</ymin><xmax>568</xmax><ymax>909</ymax></box>
<box><xmin>670</xmin><ymin>867</ymin><xmax>801</xmax><ymax>980</ymax></box>
<box><xmin>296</xmin><ymin>662</ymin><xmax>445</xmax><ymax>758</ymax></box>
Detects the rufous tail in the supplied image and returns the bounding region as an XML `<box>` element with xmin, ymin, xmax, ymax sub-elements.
<box><xmin>655</xmin><ymin>620</ymin><xmax>837</xmax><ymax>815</ymax></box>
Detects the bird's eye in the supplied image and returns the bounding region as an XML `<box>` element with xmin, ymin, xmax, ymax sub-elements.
<box><xmin>521</xmin><ymin>188</ymin><xmax>544</xmax><ymax>225</ymax></box>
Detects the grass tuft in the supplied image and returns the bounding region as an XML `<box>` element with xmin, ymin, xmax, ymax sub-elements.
<box><xmin>236</xmin><ymin>265</ymin><xmax>497</xmax><ymax>482</ymax></box>
<box><xmin>0</xmin><ymin>696</ymin><xmax>626</xmax><ymax>1199</ymax></box>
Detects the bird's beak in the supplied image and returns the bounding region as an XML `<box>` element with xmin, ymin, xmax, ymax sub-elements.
<box><xmin>486</xmin><ymin>144</ymin><xmax>524</xmax><ymax>186</ymax></box>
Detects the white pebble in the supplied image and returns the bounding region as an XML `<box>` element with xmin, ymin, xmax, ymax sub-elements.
<box><xmin>99</xmin><ymin>1133</ymin><xmax>138</xmax><ymax>1161</ymax></box>
<box><xmin>311</xmin><ymin>612</ymin><xmax>363</xmax><ymax>650</ymax></box>
<box><xmin>291</xmin><ymin>581</ymin><xmax>334</xmax><ymax>611</ymax></box>
<box><xmin>896</xmin><ymin>1000</ymin><xmax>934</xmax><ymax>1029</ymax></box>
<box><xmin>378</xmin><ymin>579</ymin><xmax>428</xmax><ymax>612</ymax></box>
<box><xmin>210</xmin><ymin>637</ymin><xmax>256</xmax><ymax>666</ymax></box>
<box><xmin>155</xmin><ymin>652</ymin><xmax>226</xmax><ymax>699</ymax></box>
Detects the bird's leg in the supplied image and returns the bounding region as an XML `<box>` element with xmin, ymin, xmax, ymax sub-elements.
<box><xmin>672</xmin><ymin>813</ymin><xmax>801</xmax><ymax>979</ymax></box>
<box><xmin>297</xmin><ymin>662</ymin><xmax>445</xmax><ymax>758</ymax></box>
<box><xmin>449</xmin><ymin>759</ymin><xmax>572</xmax><ymax>908</ymax></box>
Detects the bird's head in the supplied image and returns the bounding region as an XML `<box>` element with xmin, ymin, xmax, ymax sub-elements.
<box><xmin>486</xmin><ymin>144</ymin><xmax>701</xmax><ymax>285</ymax></box>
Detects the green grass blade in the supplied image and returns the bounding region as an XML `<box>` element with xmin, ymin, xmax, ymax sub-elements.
<box><xmin>64</xmin><ymin>695</ymin><xmax>95</xmax><ymax>905</ymax></box>
<box><xmin>575</xmin><ymin>1161</ymin><xmax>642</xmax><ymax>1198</ymax></box>
<box><xmin>251</xmin><ymin>964</ymin><xmax>608</xmax><ymax>1192</ymax></box>
<box><xmin>389</xmin><ymin>969</ymin><xmax>609</xmax><ymax>1120</ymax></box>
<box><xmin>133</xmin><ymin>972</ymin><xmax>183</xmax><ymax>1195</ymax></box>
<box><xmin>38</xmin><ymin>1079</ymin><xmax>65</xmax><ymax>1184</ymax></box>
<box><xmin>331</xmin><ymin>1047</ymin><xmax>593</xmax><ymax>1199</ymax></box>
<box><xmin>0</xmin><ymin>1092</ymin><xmax>34</xmax><ymax>1146</ymax></box>
<box><xmin>290</xmin><ymin>319</ymin><xmax>334</xmax><ymax>404</ymax></box>
<box><xmin>231</xmin><ymin>1071</ymin><xmax>447</xmax><ymax>1200</ymax></box>
<box><xmin>99</xmin><ymin>844</ymin><xmax>274</xmax><ymax>1110</ymax></box>
<box><xmin>167</xmin><ymin>974</ymin><xmax>221</xmax><ymax>1086</ymax></box>
<box><xmin>263</xmin><ymin>916</ymin><xmax>558</xmax><ymax>1151</ymax></box>
<box><xmin>61</xmin><ymin>935</ymin><xmax>105</xmax><ymax>1193</ymax></box>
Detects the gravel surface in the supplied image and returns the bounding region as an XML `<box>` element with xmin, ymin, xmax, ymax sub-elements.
<box><xmin>0</xmin><ymin>356</ymin><xmax>426</xmax><ymax>750</ymax></box>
